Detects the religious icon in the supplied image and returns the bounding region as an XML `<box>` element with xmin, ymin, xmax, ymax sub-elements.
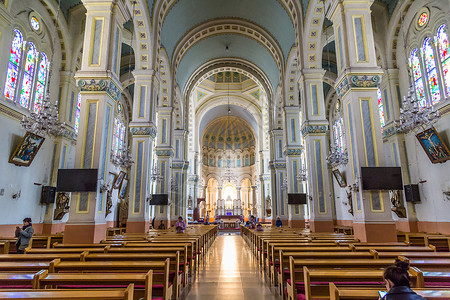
<box><xmin>119</xmin><ymin>177</ymin><xmax>128</xmax><ymax>199</ymax></box>
<box><xmin>113</xmin><ymin>171</ymin><xmax>126</xmax><ymax>189</ymax></box>
<box><xmin>107</xmin><ymin>172</ymin><xmax>117</xmax><ymax>189</ymax></box>
<box><xmin>332</xmin><ymin>169</ymin><xmax>347</xmax><ymax>187</ymax></box>
<box><xmin>9</xmin><ymin>132</ymin><xmax>45</xmax><ymax>166</ymax></box>
<box><xmin>416</xmin><ymin>127</ymin><xmax>450</xmax><ymax>164</ymax></box>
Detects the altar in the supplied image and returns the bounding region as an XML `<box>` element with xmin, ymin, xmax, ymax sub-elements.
<box><xmin>216</xmin><ymin>214</ymin><xmax>242</xmax><ymax>229</ymax></box>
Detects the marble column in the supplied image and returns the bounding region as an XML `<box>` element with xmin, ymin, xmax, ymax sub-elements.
<box><xmin>65</xmin><ymin>0</ymin><xmax>128</xmax><ymax>243</ymax></box>
<box><xmin>299</xmin><ymin>69</ymin><xmax>334</xmax><ymax>232</ymax></box>
<box><xmin>328</xmin><ymin>0</ymin><xmax>396</xmax><ymax>242</ymax></box>
<box><xmin>126</xmin><ymin>70</ymin><xmax>158</xmax><ymax>233</ymax></box>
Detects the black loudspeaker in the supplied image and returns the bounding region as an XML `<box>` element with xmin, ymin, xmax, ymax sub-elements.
<box><xmin>404</xmin><ymin>184</ymin><xmax>420</xmax><ymax>203</ymax></box>
<box><xmin>40</xmin><ymin>186</ymin><xmax>56</xmax><ymax>204</ymax></box>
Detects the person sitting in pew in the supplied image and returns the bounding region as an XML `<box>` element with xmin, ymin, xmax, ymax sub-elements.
<box><xmin>158</xmin><ymin>220</ymin><xmax>166</xmax><ymax>230</ymax></box>
<box><xmin>175</xmin><ymin>216</ymin><xmax>186</xmax><ymax>233</ymax></box>
<box><xmin>255</xmin><ymin>223</ymin><xmax>264</xmax><ymax>231</ymax></box>
<box><xmin>381</xmin><ymin>259</ymin><xmax>425</xmax><ymax>300</ymax></box>
<box><xmin>275</xmin><ymin>216</ymin><xmax>282</xmax><ymax>228</ymax></box>
<box><xmin>15</xmin><ymin>217</ymin><xmax>34</xmax><ymax>254</ymax></box>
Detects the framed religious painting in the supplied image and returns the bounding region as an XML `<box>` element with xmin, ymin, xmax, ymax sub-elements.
<box><xmin>107</xmin><ymin>172</ymin><xmax>117</xmax><ymax>189</ymax></box>
<box><xmin>332</xmin><ymin>169</ymin><xmax>347</xmax><ymax>187</ymax></box>
<box><xmin>119</xmin><ymin>177</ymin><xmax>128</xmax><ymax>199</ymax></box>
<box><xmin>9</xmin><ymin>132</ymin><xmax>45</xmax><ymax>167</ymax></box>
<box><xmin>113</xmin><ymin>171</ymin><xmax>126</xmax><ymax>189</ymax></box>
<box><xmin>416</xmin><ymin>127</ymin><xmax>450</xmax><ymax>164</ymax></box>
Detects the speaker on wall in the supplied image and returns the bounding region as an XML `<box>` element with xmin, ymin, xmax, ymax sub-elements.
<box><xmin>40</xmin><ymin>186</ymin><xmax>56</xmax><ymax>204</ymax></box>
<box><xmin>404</xmin><ymin>184</ymin><xmax>420</xmax><ymax>203</ymax></box>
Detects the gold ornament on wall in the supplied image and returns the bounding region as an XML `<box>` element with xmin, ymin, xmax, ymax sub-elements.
<box><xmin>54</xmin><ymin>192</ymin><xmax>70</xmax><ymax>220</ymax></box>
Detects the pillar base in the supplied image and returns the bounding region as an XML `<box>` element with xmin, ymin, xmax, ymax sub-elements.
<box><xmin>288</xmin><ymin>219</ymin><xmax>306</xmax><ymax>228</ymax></box>
<box><xmin>126</xmin><ymin>221</ymin><xmax>150</xmax><ymax>233</ymax></box>
<box><xmin>353</xmin><ymin>222</ymin><xmax>397</xmax><ymax>242</ymax></box>
<box><xmin>395</xmin><ymin>221</ymin><xmax>418</xmax><ymax>233</ymax></box>
<box><xmin>63</xmin><ymin>223</ymin><xmax>107</xmax><ymax>244</ymax></box>
<box><xmin>310</xmin><ymin>220</ymin><xmax>334</xmax><ymax>232</ymax></box>
<box><xmin>42</xmin><ymin>223</ymin><xmax>66</xmax><ymax>235</ymax></box>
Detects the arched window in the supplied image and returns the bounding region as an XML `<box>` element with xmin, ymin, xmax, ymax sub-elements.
<box><xmin>423</xmin><ymin>37</ymin><xmax>441</xmax><ymax>104</ymax></box>
<box><xmin>437</xmin><ymin>24</ymin><xmax>450</xmax><ymax>97</ymax></box>
<box><xmin>218</xmin><ymin>156</ymin><xmax>222</xmax><ymax>167</ymax></box>
<box><xmin>19</xmin><ymin>42</ymin><xmax>37</xmax><ymax>109</ymax></box>
<box><xmin>4</xmin><ymin>29</ymin><xmax>23</xmax><ymax>101</ymax></box>
<box><xmin>74</xmin><ymin>93</ymin><xmax>81</xmax><ymax>134</ymax></box>
<box><xmin>33</xmin><ymin>53</ymin><xmax>48</xmax><ymax>113</ymax></box>
<box><xmin>377</xmin><ymin>88</ymin><xmax>385</xmax><ymax>132</ymax></box>
<box><xmin>112</xmin><ymin>118</ymin><xmax>125</xmax><ymax>157</ymax></box>
<box><xmin>333</xmin><ymin>117</ymin><xmax>345</xmax><ymax>153</ymax></box>
<box><xmin>410</xmin><ymin>49</ymin><xmax>427</xmax><ymax>107</ymax></box>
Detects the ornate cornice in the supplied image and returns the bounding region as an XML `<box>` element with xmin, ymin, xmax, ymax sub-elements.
<box><xmin>382</xmin><ymin>126</ymin><xmax>397</xmax><ymax>140</ymax></box>
<box><xmin>274</xmin><ymin>163</ymin><xmax>286</xmax><ymax>169</ymax></box>
<box><xmin>336</xmin><ymin>75</ymin><xmax>381</xmax><ymax>97</ymax></box>
<box><xmin>284</xmin><ymin>148</ymin><xmax>303</xmax><ymax>156</ymax></box>
<box><xmin>129</xmin><ymin>126</ymin><xmax>157</xmax><ymax>139</ymax></box>
<box><xmin>78</xmin><ymin>79</ymin><xmax>122</xmax><ymax>101</ymax></box>
<box><xmin>172</xmin><ymin>162</ymin><xmax>184</xmax><ymax>169</ymax></box>
<box><xmin>0</xmin><ymin>102</ymin><xmax>23</xmax><ymax>121</ymax></box>
<box><xmin>156</xmin><ymin>150</ymin><xmax>174</xmax><ymax>157</ymax></box>
<box><xmin>301</xmin><ymin>125</ymin><xmax>328</xmax><ymax>137</ymax></box>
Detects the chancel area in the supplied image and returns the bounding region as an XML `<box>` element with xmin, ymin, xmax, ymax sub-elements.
<box><xmin>0</xmin><ymin>0</ymin><xmax>450</xmax><ymax>299</ymax></box>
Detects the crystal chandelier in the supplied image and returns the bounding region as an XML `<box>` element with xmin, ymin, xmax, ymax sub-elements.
<box><xmin>395</xmin><ymin>85</ymin><xmax>440</xmax><ymax>133</ymax></box>
<box><xmin>326</xmin><ymin>146</ymin><xmax>349</xmax><ymax>166</ymax></box>
<box><xmin>150</xmin><ymin>165</ymin><xmax>163</xmax><ymax>182</ymax></box>
<box><xmin>296</xmin><ymin>168</ymin><xmax>308</xmax><ymax>182</ymax></box>
<box><xmin>21</xmin><ymin>0</ymin><xmax>65</xmax><ymax>137</ymax></box>
<box><xmin>21</xmin><ymin>97</ymin><xmax>65</xmax><ymax>137</ymax></box>
<box><xmin>111</xmin><ymin>146</ymin><xmax>134</xmax><ymax>168</ymax></box>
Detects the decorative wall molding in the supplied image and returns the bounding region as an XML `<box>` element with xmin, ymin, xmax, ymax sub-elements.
<box><xmin>383</xmin><ymin>126</ymin><xmax>397</xmax><ymax>140</ymax></box>
<box><xmin>301</xmin><ymin>125</ymin><xmax>328</xmax><ymax>137</ymax></box>
<box><xmin>0</xmin><ymin>102</ymin><xmax>23</xmax><ymax>121</ymax></box>
<box><xmin>284</xmin><ymin>148</ymin><xmax>303</xmax><ymax>156</ymax></box>
<box><xmin>78</xmin><ymin>79</ymin><xmax>122</xmax><ymax>101</ymax></box>
<box><xmin>156</xmin><ymin>150</ymin><xmax>174</xmax><ymax>157</ymax></box>
<box><xmin>336</xmin><ymin>75</ymin><xmax>381</xmax><ymax>97</ymax></box>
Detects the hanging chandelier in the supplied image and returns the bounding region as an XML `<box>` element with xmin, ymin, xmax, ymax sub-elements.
<box><xmin>111</xmin><ymin>146</ymin><xmax>134</xmax><ymax>168</ymax></box>
<box><xmin>296</xmin><ymin>168</ymin><xmax>308</xmax><ymax>182</ymax></box>
<box><xmin>21</xmin><ymin>0</ymin><xmax>65</xmax><ymax>137</ymax></box>
<box><xmin>394</xmin><ymin>13</ymin><xmax>440</xmax><ymax>134</ymax></box>
<box><xmin>395</xmin><ymin>85</ymin><xmax>440</xmax><ymax>133</ymax></box>
<box><xmin>326</xmin><ymin>146</ymin><xmax>348</xmax><ymax>166</ymax></box>
<box><xmin>21</xmin><ymin>97</ymin><xmax>65</xmax><ymax>137</ymax></box>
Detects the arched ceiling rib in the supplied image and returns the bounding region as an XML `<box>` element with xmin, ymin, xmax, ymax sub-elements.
<box><xmin>184</xmin><ymin>58</ymin><xmax>273</xmax><ymax>102</ymax></box>
<box><xmin>177</xmin><ymin>34</ymin><xmax>279</xmax><ymax>91</ymax></box>
<box><xmin>160</xmin><ymin>0</ymin><xmax>295</xmax><ymax>62</ymax></box>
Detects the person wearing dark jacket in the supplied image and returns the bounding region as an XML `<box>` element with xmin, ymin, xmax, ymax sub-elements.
<box><xmin>275</xmin><ymin>216</ymin><xmax>282</xmax><ymax>227</ymax></box>
<box><xmin>381</xmin><ymin>259</ymin><xmax>425</xmax><ymax>299</ymax></box>
<box><xmin>15</xmin><ymin>217</ymin><xmax>34</xmax><ymax>254</ymax></box>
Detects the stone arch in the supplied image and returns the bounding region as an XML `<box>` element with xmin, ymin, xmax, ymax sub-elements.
<box><xmin>301</xmin><ymin>0</ymin><xmax>327</xmax><ymax>69</ymax></box>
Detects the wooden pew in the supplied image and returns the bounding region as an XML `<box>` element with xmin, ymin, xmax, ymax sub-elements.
<box><xmin>50</xmin><ymin>259</ymin><xmax>172</xmax><ymax>300</ymax></box>
<box><xmin>0</xmin><ymin>272</ymin><xmax>36</xmax><ymax>288</ymax></box>
<box><xmin>275</xmin><ymin>251</ymin><xmax>376</xmax><ymax>297</ymax></box>
<box><xmin>374</xmin><ymin>251</ymin><xmax>450</xmax><ymax>260</ymax></box>
<box><xmin>0</xmin><ymin>283</ymin><xmax>134</xmax><ymax>299</ymax></box>
<box><xmin>329</xmin><ymin>283</ymin><xmax>450</xmax><ymax>300</ymax></box>
<box><xmin>351</xmin><ymin>245</ymin><xmax>436</xmax><ymax>252</ymax></box>
<box><xmin>0</xmin><ymin>243</ymin><xmax>10</xmax><ymax>255</ymax></box>
<box><xmin>286</xmin><ymin>259</ymin><xmax>423</xmax><ymax>300</ymax></box>
<box><xmin>427</xmin><ymin>235</ymin><xmax>450</xmax><ymax>252</ymax></box>
<box><xmin>35</xmin><ymin>270</ymin><xmax>153</xmax><ymax>300</ymax></box>
<box><xmin>25</xmin><ymin>248</ymin><xmax>106</xmax><ymax>254</ymax></box>
<box><xmin>85</xmin><ymin>252</ymin><xmax>183</xmax><ymax>299</ymax></box>
<box><xmin>299</xmin><ymin>267</ymin><xmax>423</xmax><ymax>300</ymax></box>
<box><xmin>0</xmin><ymin>254</ymin><xmax>81</xmax><ymax>262</ymax></box>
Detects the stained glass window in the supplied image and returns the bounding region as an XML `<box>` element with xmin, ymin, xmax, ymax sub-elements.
<box><xmin>30</xmin><ymin>17</ymin><xmax>39</xmax><ymax>31</ymax></box>
<box><xmin>333</xmin><ymin>117</ymin><xmax>345</xmax><ymax>154</ymax></box>
<box><xmin>19</xmin><ymin>42</ymin><xmax>37</xmax><ymax>109</ymax></box>
<box><xmin>112</xmin><ymin>118</ymin><xmax>125</xmax><ymax>157</ymax></box>
<box><xmin>4</xmin><ymin>29</ymin><xmax>23</xmax><ymax>101</ymax></box>
<box><xmin>438</xmin><ymin>24</ymin><xmax>450</xmax><ymax>97</ymax></box>
<box><xmin>423</xmin><ymin>38</ymin><xmax>441</xmax><ymax>105</ymax></box>
<box><xmin>74</xmin><ymin>93</ymin><xmax>81</xmax><ymax>134</ymax></box>
<box><xmin>418</xmin><ymin>12</ymin><xmax>428</xmax><ymax>28</ymax></box>
<box><xmin>33</xmin><ymin>53</ymin><xmax>48</xmax><ymax>113</ymax></box>
<box><xmin>410</xmin><ymin>49</ymin><xmax>427</xmax><ymax>108</ymax></box>
<box><xmin>377</xmin><ymin>88</ymin><xmax>385</xmax><ymax>132</ymax></box>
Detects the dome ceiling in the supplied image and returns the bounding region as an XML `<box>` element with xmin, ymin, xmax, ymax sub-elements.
<box><xmin>202</xmin><ymin>116</ymin><xmax>255</xmax><ymax>150</ymax></box>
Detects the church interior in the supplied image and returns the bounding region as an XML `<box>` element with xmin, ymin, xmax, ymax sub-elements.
<box><xmin>0</xmin><ymin>0</ymin><xmax>449</xmax><ymax>299</ymax></box>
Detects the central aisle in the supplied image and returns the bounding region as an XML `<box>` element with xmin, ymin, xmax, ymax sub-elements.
<box><xmin>183</xmin><ymin>234</ymin><xmax>281</xmax><ymax>300</ymax></box>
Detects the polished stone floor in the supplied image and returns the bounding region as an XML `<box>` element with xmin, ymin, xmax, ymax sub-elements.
<box><xmin>181</xmin><ymin>234</ymin><xmax>282</xmax><ymax>300</ymax></box>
